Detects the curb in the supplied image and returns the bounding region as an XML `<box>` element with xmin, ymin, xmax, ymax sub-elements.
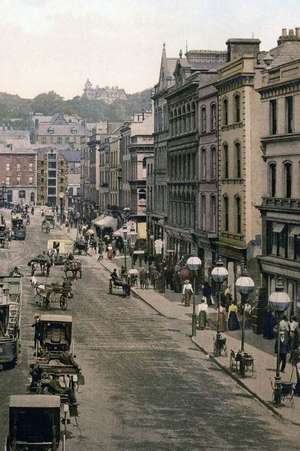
<box><xmin>191</xmin><ymin>337</ymin><xmax>300</xmax><ymax>427</ymax></box>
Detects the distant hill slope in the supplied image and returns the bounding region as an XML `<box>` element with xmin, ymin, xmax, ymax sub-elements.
<box><xmin>0</xmin><ymin>88</ymin><xmax>152</xmax><ymax>128</ymax></box>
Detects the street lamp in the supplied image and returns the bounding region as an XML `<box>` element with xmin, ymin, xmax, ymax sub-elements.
<box><xmin>211</xmin><ymin>258</ymin><xmax>228</xmax><ymax>356</ymax></box>
<box><xmin>269</xmin><ymin>278</ymin><xmax>291</xmax><ymax>406</ymax></box>
<box><xmin>186</xmin><ymin>256</ymin><xmax>202</xmax><ymax>337</ymax></box>
<box><xmin>123</xmin><ymin>224</ymin><xmax>128</xmax><ymax>273</ymax></box>
<box><xmin>235</xmin><ymin>267</ymin><xmax>255</xmax><ymax>353</ymax></box>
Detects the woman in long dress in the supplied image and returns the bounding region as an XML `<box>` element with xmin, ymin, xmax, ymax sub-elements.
<box><xmin>228</xmin><ymin>302</ymin><xmax>240</xmax><ymax>331</ymax></box>
<box><xmin>197</xmin><ymin>297</ymin><xmax>208</xmax><ymax>329</ymax></box>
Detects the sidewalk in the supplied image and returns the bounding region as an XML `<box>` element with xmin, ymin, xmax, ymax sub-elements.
<box><xmin>99</xmin><ymin>255</ymin><xmax>300</xmax><ymax>426</ymax></box>
<box><xmin>58</xmin><ymin>226</ymin><xmax>300</xmax><ymax>426</ymax></box>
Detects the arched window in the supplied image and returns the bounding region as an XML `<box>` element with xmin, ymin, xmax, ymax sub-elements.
<box><xmin>201</xmin><ymin>148</ymin><xmax>206</xmax><ymax>180</ymax></box>
<box><xmin>210</xmin><ymin>103</ymin><xmax>217</xmax><ymax>131</ymax></box>
<box><xmin>223</xmin><ymin>98</ymin><xmax>228</xmax><ymax>126</ymax></box>
<box><xmin>211</xmin><ymin>147</ymin><xmax>216</xmax><ymax>180</ymax></box>
<box><xmin>235</xmin><ymin>142</ymin><xmax>241</xmax><ymax>178</ymax></box>
<box><xmin>186</xmin><ymin>104</ymin><xmax>191</xmax><ymax>131</ymax></box>
<box><xmin>182</xmin><ymin>105</ymin><xmax>186</xmax><ymax>132</ymax></box>
<box><xmin>178</xmin><ymin>107</ymin><xmax>182</xmax><ymax>134</ymax></box>
<box><xmin>223</xmin><ymin>195</ymin><xmax>229</xmax><ymax>231</ymax></box>
<box><xmin>269</xmin><ymin>163</ymin><xmax>276</xmax><ymax>197</ymax></box>
<box><xmin>191</xmin><ymin>102</ymin><xmax>196</xmax><ymax>129</ymax></box>
<box><xmin>284</xmin><ymin>162</ymin><xmax>292</xmax><ymax>198</ymax></box>
<box><xmin>236</xmin><ymin>196</ymin><xmax>241</xmax><ymax>234</ymax></box>
<box><xmin>234</xmin><ymin>94</ymin><xmax>241</xmax><ymax>123</ymax></box>
<box><xmin>223</xmin><ymin>144</ymin><xmax>229</xmax><ymax>178</ymax></box>
<box><xmin>201</xmin><ymin>106</ymin><xmax>207</xmax><ymax>133</ymax></box>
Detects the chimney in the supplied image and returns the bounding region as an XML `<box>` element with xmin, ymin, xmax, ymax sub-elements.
<box><xmin>289</xmin><ymin>28</ymin><xmax>295</xmax><ymax>36</ymax></box>
<box><xmin>226</xmin><ymin>38</ymin><xmax>261</xmax><ymax>61</ymax></box>
<box><xmin>278</xmin><ymin>26</ymin><xmax>300</xmax><ymax>45</ymax></box>
<box><xmin>282</xmin><ymin>28</ymin><xmax>287</xmax><ymax>36</ymax></box>
<box><xmin>296</xmin><ymin>27</ymin><xmax>300</xmax><ymax>39</ymax></box>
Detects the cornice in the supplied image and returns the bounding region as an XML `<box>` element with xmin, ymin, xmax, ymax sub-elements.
<box><xmin>258</xmin><ymin>78</ymin><xmax>300</xmax><ymax>99</ymax></box>
<box><xmin>215</xmin><ymin>74</ymin><xmax>255</xmax><ymax>94</ymax></box>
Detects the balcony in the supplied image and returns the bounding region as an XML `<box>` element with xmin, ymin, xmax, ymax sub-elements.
<box><xmin>260</xmin><ymin>196</ymin><xmax>300</xmax><ymax>211</ymax></box>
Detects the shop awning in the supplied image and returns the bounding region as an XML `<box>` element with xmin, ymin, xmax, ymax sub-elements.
<box><xmin>272</xmin><ymin>223</ymin><xmax>285</xmax><ymax>233</ymax></box>
<box><xmin>289</xmin><ymin>225</ymin><xmax>300</xmax><ymax>236</ymax></box>
<box><xmin>92</xmin><ymin>216</ymin><xmax>118</xmax><ymax>231</ymax></box>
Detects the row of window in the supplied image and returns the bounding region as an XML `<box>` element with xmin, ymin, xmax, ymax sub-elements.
<box><xmin>168</xmin><ymin>192</ymin><xmax>196</xmax><ymax>229</ymax></box>
<box><xmin>270</xmin><ymin>96</ymin><xmax>294</xmax><ymax>135</ymax></box>
<box><xmin>268</xmin><ymin>161</ymin><xmax>292</xmax><ymax>198</ymax></box>
<box><xmin>169</xmin><ymin>102</ymin><xmax>196</xmax><ymax>137</ymax></box>
<box><xmin>200</xmin><ymin>147</ymin><xmax>216</xmax><ymax>180</ymax></box>
<box><xmin>200</xmin><ymin>103</ymin><xmax>217</xmax><ymax>134</ymax></box>
<box><xmin>169</xmin><ymin>153</ymin><xmax>197</xmax><ymax>181</ymax></box>
<box><xmin>222</xmin><ymin>142</ymin><xmax>242</xmax><ymax>179</ymax></box>
<box><xmin>4</xmin><ymin>177</ymin><xmax>34</xmax><ymax>186</ymax></box>
<box><xmin>266</xmin><ymin>222</ymin><xmax>300</xmax><ymax>261</ymax></box>
<box><xmin>222</xmin><ymin>93</ymin><xmax>241</xmax><ymax>126</ymax></box>
<box><xmin>5</xmin><ymin>163</ymin><xmax>33</xmax><ymax>171</ymax></box>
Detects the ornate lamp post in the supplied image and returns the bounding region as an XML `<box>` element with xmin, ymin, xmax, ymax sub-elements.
<box><xmin>269</xmin><ymin>278</ymin><xmax>291</xmax><ymax>406</ymax></box>
<box><xmin>123</xmin><ymin>224</ymin><xmax>128</xmax><ymax>273</ymax></box>
<box><xmin>235</xmin><ymin>267</ymin><xmax>255</xmax><ymax>377</ymax></box>
<box><xmin>186</xmin><ymin>256</ymin><xmax>202</xmax><ymax>337</ymax></box>
<box><xmin>211</xmin><ymin>258</ymin><xmax>228</xmax><ymax>356</ymax></box>
<box><xmin>235</xmin><ymin>267</ymin><xmax>255</xmax><ymax>353</ymax></box>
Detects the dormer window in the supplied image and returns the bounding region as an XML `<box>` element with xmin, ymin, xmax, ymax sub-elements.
<box><xmin>47</xmin><ymin>127</ymin><xmax>54</xmax><ymax>134</ymax></box>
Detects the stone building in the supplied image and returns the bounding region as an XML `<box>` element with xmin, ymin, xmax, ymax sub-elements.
<box><xmin>257</xmin><ymin>28</ymin><xmax>300</xmax><ymax>313</ymax></box>
<box><xmin>0</xmin><ymin>148</ymin><xmax>37</xmax><ymax>205</ymax></box>
<box><xmin>32</xmin><ymin>112</ymin><xmax>87</xmax><ymax>151</ymax></box>
<box><xmin>150</xmin><ymin>44</ymin><xmax>177</xmax><ymax>242</ymax></box>
<box><xmin>120</xmin><ymin>112</ymin><xmax>154</xmax><ymax>214</ymax></box>
<box><xmin>83</xmin><ymin>79</ymin><xmax>127</xmax><ymax>104</ymax></box>
<box><xmin>165</xmin><ymin>49</ymin><xmax>227</xmax><ymax>267</ymax></box>
<box><xmin>196</xmin><ymin>77</ymin><xmax>219</xmax><ymax>278</ymax></box>
<box><xmin>215</xmin><ymin>38</ymin><xmax>266</xmax><ymax>292</ymax></box>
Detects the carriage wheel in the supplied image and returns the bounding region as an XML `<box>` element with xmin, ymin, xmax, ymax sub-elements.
<box><xmin>60</xmin><ymin>295</ymin><xmax>67</xmax><ymax>310</ymax></box>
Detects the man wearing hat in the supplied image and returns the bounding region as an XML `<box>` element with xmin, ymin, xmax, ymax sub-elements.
<box><xmin>31</xmin><ymin>314</ymin><xmax>41</xmax><ymax>350</ymax></box>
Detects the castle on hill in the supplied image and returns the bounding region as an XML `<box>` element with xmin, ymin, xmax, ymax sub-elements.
<box><xmin>83</xmin><ymin>79</ymin><xmax>127</xmax><ymax>104</ymax></box>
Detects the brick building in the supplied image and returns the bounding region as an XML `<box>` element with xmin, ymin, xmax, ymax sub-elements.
<box><xmin>0</xmin><ymin>148</ymin><xmax>37</xmax><ymax>205</ymax></box>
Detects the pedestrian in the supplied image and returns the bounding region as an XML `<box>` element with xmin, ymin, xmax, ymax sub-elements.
<box><xmin>263</xmin><ymin>307</ymin><xmax>276</xmax><ymax>339</ymax></box>
<box><xmin>196</xmin><ymin>297</ymin><xmax>208</xmax><ymax>330</ymax></box>
<box><xmin>275</xmin><ymin>330</ymin><xmax>289</xmax><ymax>373</ymax></box>
<box><xmin>227</xmin><ymin>302</ymin><xmax>240</xmax><ymax>331</ymax></box>
<box><xmin>218</xmin><ymin>304</ymin><xmax>226</xmax><ymax>332</ymax></box>
<box><xmin>31</xmin><ymin>314</ymin><xmax>41</xmax><ymax>350</ymax></box>
<box><xmin>279</xmin><ymin>314</ymin><xmax>290</xmax><ymax>333</ymax></box>
<box><xmin>203</xmin><ymin>282</ymin><xmax>214</xmax><ymax>306</ymax></box>
<box><xmin>289</xmin><ymin>316</ymin><xmax>299</xmax><ymax>362</ymax></box>
<box><xmin>182</xmin><ymin>279</ymin><xmax>193</xmax><ymax>307</ymax></box>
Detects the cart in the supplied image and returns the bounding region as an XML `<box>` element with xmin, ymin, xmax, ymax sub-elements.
<box><xmin>34</xmin><ymin>283</ymin><xmax>72</xmax><ymax>311</ymax></box>
<box><xmin>5</xmin><ymin>395</ymin><xmax>61</xmax><ymax>450</ymax></box>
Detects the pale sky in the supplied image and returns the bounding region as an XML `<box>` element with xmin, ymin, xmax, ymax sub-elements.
<box><xmin>1</xmin><ymin>0</ymin><xmax>300</xmax><ymax>99</ymax></box>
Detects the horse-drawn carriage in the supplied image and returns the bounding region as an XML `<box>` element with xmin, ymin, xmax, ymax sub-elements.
<box><xmin>73</xmin><ymin>238</ymin><xmax>88</xmax><ymax>255</ymax></box>
<box><xmin>34</xmin><ymin>281</ymin><xmax>72</xmax><ymax>311</ymax></box>
<box><xmin>44</xmin><ymin>210</ymin><xmax>55</xmax><ymax>229</ymax></box>
<box><xmin>28</xmin><ymin>255</ymin><xmax>51</xmax><ymax>277</ymax></box>
<box><xmin>64</xmin><ymin>259</ymin><xmax>82</xmax><ymax>280</ymax></box>
<box><xmin>47</xmin><ymin>240</ymin><xmax>73</xmax><ymax>266</ymax></box>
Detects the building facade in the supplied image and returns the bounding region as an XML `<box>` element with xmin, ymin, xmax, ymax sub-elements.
<box><xmin>150</xmin><ymin>44</ymin><xmax>177</xmax><ymax>243</ymax></box>
<box><xmin>215</xmin><ymin>39</ymin><xmax>266</xmax><ymax>292</ymax></box>
<box><xmin>83</xmin><ymin>79</ymin><xmax>127</xmax><ymax>104</ymax></box>
<box><xmin>0</xmin><ymin>149</ymin><xmax>37</xmax><ymax>205</ymax></box>
<box><xmin>121</xmin><ymin>112</ymin><xmax>154</xmax><ymax>214</ymax></box>
<box><xmin>37</xmin><ymin>149</ymin><xmax>68</xmax><ymax>207</ymax></box>
<box><xmin>165</xmin><ymin>49</ymin><xmax>227</xmax><ymax>270</ymax></box>
<box><xmin>258</xmin><ymin>29</ymin><xmax>300</xmax><ymax>314</ymax></box>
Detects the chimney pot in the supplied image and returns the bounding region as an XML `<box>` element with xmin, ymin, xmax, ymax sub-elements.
<box><xmin>282</xmin><ymin>28</ymin><xmax>287</xmax><ymax>36</ymax></box>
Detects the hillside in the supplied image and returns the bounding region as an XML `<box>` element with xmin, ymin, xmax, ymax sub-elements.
<box><xmin>0</xmin><ymin>88</ymin><xmax>152</xmax><ymax>128</ymax></box>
